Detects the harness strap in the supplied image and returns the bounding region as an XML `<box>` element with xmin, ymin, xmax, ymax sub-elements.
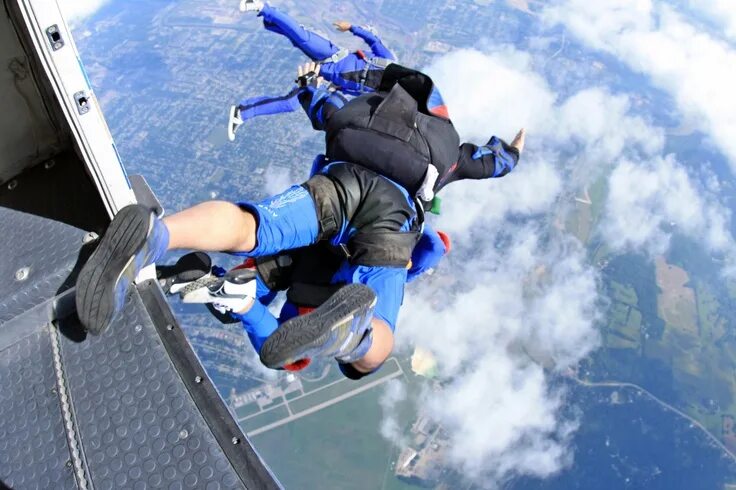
<box><xmin>319</xmin><ymin>47</ymin><xmax>350</xmax><ymax>64</ymax></box>
<box><xmin>358</xmin><ymin>56</ymin><xmax>393</xmax><ymax>91</ymax></box>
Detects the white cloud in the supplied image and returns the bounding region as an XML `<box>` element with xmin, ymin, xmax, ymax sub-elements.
<box><xmin>437</xmin><ymin>159</ymin><xmax>562</xmax><ymax>235</ymax></box>
<box><xmin>690</xmin><ymin>0</ymin><xmax>736</xmax><ymax>43</ymax></box>
<box><xmin>264</xmin><ymin>165</ymin><xmax>299</xmax><ymax>196</ymax></box>
<box><xmin>397</xmin><ymin>226</ymin><xmax>599</xmax><ymax>486</ymax></box>
<box><xmin>424</xmin><ymin>47</ymin><xmax>557</xmax><ymax>143</ymax></box>
<box><xmin>603</xmin><ymin>155</ymin><xmax>736</xmax><ymax>258</ymax></box>
<box><xmin>389</xmin><ymin>38</ymin><xmax>736</xmax><ymax>486</ymax></box>
<box><xmin>378</xmin><ymin>380</ymin><xmax>409</xmax><ymax>447</ymax></box>
<box><xmin>374</xmin><ymin>46</ymin><xmax>681</xmax><ymax>487</ymax></box>
<box><xmin>424</xmin><ymin>48</ymin><xmax>665</xmax><ymax>194</ymax></box>
<box><xmin>554</xmin><ymin>88</ymin><xmax>664</xmax><ymax>161</ymax></box>
<box><xmin>542</xmin><ymin>0</ymin><xmax>736</xmax><ymax>173</ymax></box>
<box><xmin>58</xmin><ymin>0</ymin><xmax>111</xmax><ymax>23</ymax></box>
<box><xmin>376</xmin><ymin>26</ymin><xmax>736</xmax><ymax>484</ymax></box>
<box><xmin>427</xmin><ymin>356</ymin><xmax>577</xmax><ymax>481</ymax></box>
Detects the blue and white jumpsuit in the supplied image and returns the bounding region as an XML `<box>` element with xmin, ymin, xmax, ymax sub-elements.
<box><xmin>236</xmin><ymin>4</ymin><xmax>395</xmax><ymax>124</ymax></box>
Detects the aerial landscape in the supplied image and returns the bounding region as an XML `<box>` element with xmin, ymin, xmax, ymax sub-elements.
<box><xmin>69</xmin><ymin>0</ymin><xmax>736</xmax><ymax>487</ymax></box>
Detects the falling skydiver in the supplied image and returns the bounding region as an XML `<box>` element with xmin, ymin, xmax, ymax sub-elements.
<box><xmin>160</xmin><ymin>220</ymin><xmax>451</xmax><ymax>376</ymax></box>
<box><xmin>75</xmin><ymin>157</ymin><xmax>427</xmax><ymax>380</ymax></box>
<box><xmin>228</xmin><ymin>1</ymin><xmax>396</xmax><ymax>140</ymax></box>
<box><xmin>151</xmin><ymin>66</ymin><xmax>524</xmax><ymax>378</ymax></box>
<box><xmin>296</xmin><ymin>61</ymin><xmax>525</xmax><ymax>202</ymax></box>
<box><xmin>74</xmin><ymin>19</ymin><xmax>525</xmax><ymax>382</ymax></box>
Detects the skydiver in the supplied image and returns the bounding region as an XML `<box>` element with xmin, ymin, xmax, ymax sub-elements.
<box><xmin>295</xmin><ymin>61</ymin><xmax>526</xmax><ymax>202</ymax></box>
<box><xmin>228</xmin><ymin>1</ymin><xmax>395</xmax><ymax>140</ymax></box>
<box><xmin>76</xmin><ymin>68</ymin><xmax>524</xmax><ymax>380</ymax></box>
<box><xmin>75</xmin><ymin>159</ymin><xmax>423</xmax><ymax>379</ymax></box>
<box><xmin>75</xmin><ymin>139</ymin><xmax>521</xmax><ymax>380</ymax></box>
<box><xmin>213</xmin><ymin>66</ymin><xmax>522</xmax><ymax>372</ymax></box>
<box><xmin>159</xmin><ymin>221</ymin><xmax>451</xmax><ymax>373</ymax></box>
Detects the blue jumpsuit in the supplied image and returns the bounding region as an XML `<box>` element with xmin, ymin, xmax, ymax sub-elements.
<box><xmin>236</xmin><ymin>4</ymin><xmax>395</xmax><ymax>124</ymax></box>
<box><xmin>230</xmin><ymin>173</ymin><xmax>416</xmax><ymax>354</ymax></box>
<box><xmin>232</xmin><ymin>219</ymin><xmax>447</xmax><ymax>355</ymax></box>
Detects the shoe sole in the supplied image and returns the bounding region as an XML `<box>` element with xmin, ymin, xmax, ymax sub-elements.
<box><xmin>158</xmin><ymin>251</ymin><xmax>212</xmax><ymax>294</ymax></box>
<box><xmin>178</xmin><ymin>274</ymin><xmax>220</xmax><ymax>299</ymax></box>
<box><xmin>75</xmin><ymin>205</ymin><xmax>152</xmax><ymax>335</ymax></box>
<box><xmin>259</xmin><ymin>284</ymin><xmax>377</xmax><ymax>369</ymax></box>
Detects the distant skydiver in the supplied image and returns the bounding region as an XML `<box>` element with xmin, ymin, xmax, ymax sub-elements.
<box><xmin>228</xmin><ymin>1</ymin><xmax>396</xmax><ymax>141</ymax></box>
<box><xmin>75</xmin><ymin>158</ymin><xmax>430</xmax><ymax>380</ymax></box>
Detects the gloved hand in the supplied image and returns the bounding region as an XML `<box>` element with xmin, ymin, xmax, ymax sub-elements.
<box><xmin>296</xmin><ymin>61</ymin><xmax>326</xmax><ymax>88</ymax></box>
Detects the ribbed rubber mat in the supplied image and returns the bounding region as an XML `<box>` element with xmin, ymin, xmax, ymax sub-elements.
<box><xmin>59</xmin><ymin>290</ymin><xmax>253</xmax><ymax>489</ymax></box>
<box><xmin>0</xmin><ymin>207</ymin><xmax>87</xmax><ymax>326</ymax></box>
<box><xmin>0</xmin><ymin>327</ymin><xmax>77</xmax><ymax>489</ymax></box>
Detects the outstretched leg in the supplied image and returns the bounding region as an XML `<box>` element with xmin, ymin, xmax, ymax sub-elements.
<box><xmin>228</xmin><ymin>87</ymin><xmax>301</xmax><ymax>141</ymax></box>
<box><xmin>257</xmin><ymin>4</ymin><xmax>341</xmax><ymax>61</ymax></box>
<box><xmin>238</xmin><ymin>88</ymin><xmax>301</xmax><ymax>122</ymax></box>
<box><xmin>75</xmin><ymin>185</ymin><xmax>320</xmax><ymax>335</ymax></box>
<box><xmin>163</xmin><ymin>201</ymin><xmax>257</xmax><ymax>252</ymax></box>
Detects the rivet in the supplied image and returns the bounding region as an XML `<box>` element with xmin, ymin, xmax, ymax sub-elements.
<box><xmin>15</xmin><ymin>267</ymin><xmax>29</xmax><ymax>281</ymax></box>
<box><xmin>7</xmin><ymin>180</ymin><xmax>17</xmax><ymax>190</ymax></box>
<box><xmin>65</xmin><ymin>460</ymin><xmax>72</xmax><ymax>468</ymax></box>
<box><xmin>134</xmin><ymin>324</ymin><xmax>142</xmax><ymax>333</ymax></box>
<box><xmin>44</xmin><ymin>159</ymin><xmax>56</xmax><ymax>169</ymax></box>
<box><xmin>194</xmin><ymin>376</ymin><xmax>203</xmax><ymax>384</ymax></box>
<box><xmin>166</xmin><ymin>324</ymin><xmax>174</xmax><ymax>331</ymax></box>
<box><xmin>82</xmin><ymin>232</ymin><xmax>99</xmax><ymax>244</ymax></box>
<box><xmin>47</xmin><ymin>25</ymin><xmax>57</xmax><ymax>33</ymax></box>
<box><xmin>231</xmin><ymin>437</ymin><xmax>240</xmax><ymax>445</ymax></box>
<box><xmin>179</xmin><ymin>429</ymin><xmax>189</xmax><ymax>439</ymax></box>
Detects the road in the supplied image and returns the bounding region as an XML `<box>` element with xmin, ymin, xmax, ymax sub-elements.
<box><xmin>570</xmin><ymin>376</ymin><xmax>736</xmax><ymax>463</ymax></box>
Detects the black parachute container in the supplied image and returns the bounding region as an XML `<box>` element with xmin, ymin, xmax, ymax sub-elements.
<box><xmin>0</xmin><ymin>1</ymin><xmax>280</xmax><ymax>487</ymax></box>
<box><xmin>324</xmin><ymin>64</ymin><xmax>459</xmax><ymax>197</ymax></box>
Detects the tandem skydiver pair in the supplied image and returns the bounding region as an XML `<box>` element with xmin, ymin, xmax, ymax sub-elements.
<box><xmin>74</xmin><ymin>2</ymin><xmax>526</xmax><ymax>380</ymax></box>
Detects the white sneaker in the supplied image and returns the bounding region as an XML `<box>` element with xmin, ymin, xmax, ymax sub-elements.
<box><xmin>227</xmin><ymin>105</ymin><xmax>244</xmax><ymax>142</ymax></box>
<box><xmin>417</xmin><ymin>164</ymin><xmax>439</xmax><ymax>202</ymax></box>
<box><xmin>180</xmin><ymin>268</ymin><xmax>257</xmax><ymax>314</ymax></box>
<box><xmin>239</xmin><ymin>0</ymin><xmax>264</xmax><ymax>12</ymax></box>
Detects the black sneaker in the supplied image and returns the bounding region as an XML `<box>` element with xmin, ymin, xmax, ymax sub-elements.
<box><xmin>75</xmin><ymin>204</ymin><xmax>168</xmax><ymax>335</ymax></box>
<box><xmin>259</xmin><ymin>284</ymin><xmax>377</xmax><ymax>369</ymax></box>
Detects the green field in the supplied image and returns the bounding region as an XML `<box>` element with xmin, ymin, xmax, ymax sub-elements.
<box><xmin>251</xmin><ymin>366</ymin><xmax>422</xmax><ymax>490</ymax></box>
<box><xmin>611</xmin><ymin>280</ymin><xmax>638</xmax><ymax>306</ymax></box>
<box><xmin>235</xmin><ymin>402</ymin><xmax>261</xmax><ymax>419</ymax></box>
<box><xmin>240</xmin><ymin>406</ymin><xmax>291</xmax><ymax>433</ymax></box>
<box><xmin>596</xmin><ymin>249</ymin><xmax>736</xmax><ymax>438</ymax></box>
<box><xmin>587</xmin><ymin>175</ymin><xmax>608</xmax><ymax>226</ymax></box>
